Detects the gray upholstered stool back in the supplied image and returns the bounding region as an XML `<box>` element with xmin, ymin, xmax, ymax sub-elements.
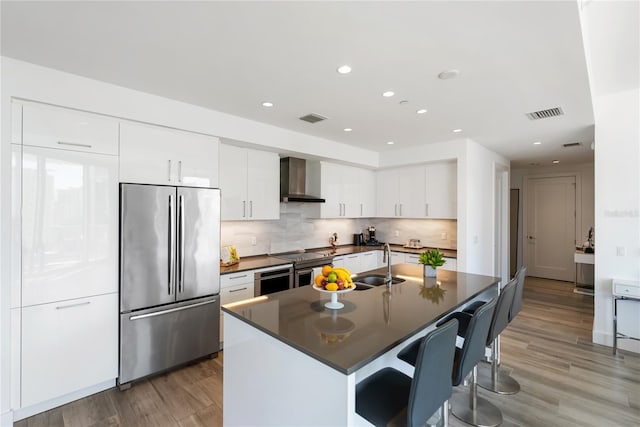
<box><xmin>486</xmin><ymin>277</ymin><xmax>518</xmax><ymax>345</ymax></box>
<box><xmin>452</xmin><ymin>298</ymin><xmax>496</xmax><ymax>386</ymax></box>
<box><xmin>407</xmin><ymin>318</ymin><xmax>459</xmax><ymax>427</ymax></box>
<box><xmin>509</xmin><ymin>266</ymin><xmax>527</xmax><ymax>321</ymax></box>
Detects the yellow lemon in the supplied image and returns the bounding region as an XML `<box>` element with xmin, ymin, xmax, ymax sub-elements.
<box><xmin>325</xmin><ymin>283</ymin><xmax>339</xmax><ymax>291</ymax></box>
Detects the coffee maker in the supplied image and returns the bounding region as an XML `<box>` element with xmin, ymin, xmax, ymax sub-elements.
<box><xmin>365</xmin><ymin>225</ymin><xmax>381</xmax><ymax>246</ymax></box>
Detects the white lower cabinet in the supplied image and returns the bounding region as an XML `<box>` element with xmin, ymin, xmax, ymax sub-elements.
<box><xmin>391</xmin><ymin>252</ymin><xmax>405</xmax><ymax>265</ymax></box>
<box><xmin>21</xmin><ymin>293</ymin><xmax>118</xmax><ymax>407</ymax></box>
<box><xmin>443</xmin><ymin>257</ymin><xmax>458</xmax><ymax>271</ymax></box>
<box><xmin>342</xmin><ymin>254</ymin><xmax>361</xmax><ymax>274</ymax></box>
<box><xmin>220</xmin><ymin>272</ymin><xmax>256</xmax><ymax>346</ymax></box>
<box><xmin>361</xmin><ymin>251</ymin><xmax>381</xmax><ymax>271</ymax></box>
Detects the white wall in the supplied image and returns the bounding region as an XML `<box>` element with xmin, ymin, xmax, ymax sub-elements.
<box><xmin>580</xmin><ymin>0</ymin><xmax>640</xmax><ymax>353</ymax></box>
<box><xmin>511</xmin><ymin>162</ymin><xmax>595</xmax><ymax>270</ymax></box>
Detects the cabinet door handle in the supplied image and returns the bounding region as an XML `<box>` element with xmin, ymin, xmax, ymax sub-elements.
<box><xmin>167</xmin><ymin>160</ymin><xmax>172</xmax><ymax>182</ymax></box>
<box><xmin>360</xmin><ymin>203</ymin><xmax>363</xmax><ymax>217</ymax></box>
<box><xmin>394</xmin><ymin>204</ymin><xmax>398</xmax><ymax>216</ymax></box>
<box><xmin>250</xmin><ymin>200</ymin><xmax>253</xmax><ymax>218</ymax></box>
<box><xmin>243</xmin><ymin>201</ymin><xmax>246</xmax><ymax>218</ymax></box>
<box><xmin>425</xmin><ymin>203</ymin><xmax>429</xmax><ymax>217</ymax></box>
<box><xmin>399</xmin><ymin>204</ymin><xmax>403</xmax><ymax>216</ymax></box>
<box><xmin>229</xmin><ymin>274</ymin><xmax>249</xmax><ymax>280</ymax></box>
<box><xmin>57</xmin><ymin>141</ymin><xmax>92</xmax><ymax>149</ymax></box>
<box><xmin>56</xmin><ymin>301</ymin><xmax>90</xmax><ymax>310</ymax></box>
<box><xmin>364</xmin><ymin>253</ymin><xmax>373</xmax><ymax>256</ymax></box>
<box><xmin>178</xmin><ymin>160</ymin><xmax>182</xmax><ymax>183</ymax></box>
<box><xmin>229</xmin><ymin>287</ymin><xmax>248</xmax><ymax>293</ymax></box>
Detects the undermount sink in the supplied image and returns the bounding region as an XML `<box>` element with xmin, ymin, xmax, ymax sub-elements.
<box><xmin>353</xmin><ymin>274</ymin><xmax>405</xmax><ymax>288</ymax></box>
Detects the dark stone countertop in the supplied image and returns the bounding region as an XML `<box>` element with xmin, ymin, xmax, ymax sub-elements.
<box><xmin>222</xmin><ymin>264</ymin><xmax>498</xmax><ymax>374</ymax></box>
<box><xmin>220</xmin><ymin>245</ymin><xmax>457</xmax><ymax>275</ymax></box>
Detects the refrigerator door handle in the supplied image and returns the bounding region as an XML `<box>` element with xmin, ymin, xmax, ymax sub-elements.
<box><xmin>168</xmin><ymin>194</ymin><xmax>175</xmax><ymax>296</ymax></box>
<box><xmin>129</xmin><ymin>299</ymin><xmax>217</xmax><ymax>321</ymax></box>
<box><xmin>178</xmin><ymin>194</ymin><xmax>186</xmax><ymax>293</ymax></box>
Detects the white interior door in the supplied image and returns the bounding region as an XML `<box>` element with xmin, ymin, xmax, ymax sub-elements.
<box><xmin>526</xmin><ymin>176</ymin><xmax>576</xmax><ymax>281</ymax></box>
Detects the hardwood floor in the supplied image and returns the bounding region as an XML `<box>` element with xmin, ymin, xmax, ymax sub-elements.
<box><xmin>16</xmin><ymin>277</ymin><xmax>640</xmax><ymax>427</ymax></box>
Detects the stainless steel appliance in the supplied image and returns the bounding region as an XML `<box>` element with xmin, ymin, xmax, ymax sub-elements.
<box><xmin>254</xmin><ymin>266</ymin><xmax>294</xmax><ymax>296</ymax></box>
<box><xmin>270</xmin><ymin>251</ymin><xmax>334</xmax><ymax>287</ymax></box>
<box><xmin>118</xmin><ymin>183</ymin><xmax>221</xmax><ymax>387</ymax></box>
<box><xmin>353</xmin><ymin>233</ymin><xmax>365</xmax><ymax>246</ymax></box>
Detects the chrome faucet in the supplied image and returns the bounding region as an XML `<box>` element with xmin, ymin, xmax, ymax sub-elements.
<box><xmin>383</xmin><ymin>242</ymin><xmax>392</xmax><ymax>287</ymax></box>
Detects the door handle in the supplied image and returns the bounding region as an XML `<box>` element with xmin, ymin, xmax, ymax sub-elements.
<box><xmin>168</xmin><ymin>194</ymin><xmax>175</xmax><ymax>295</ymax></box>
<box><xmin>57</xmin><ymin>141</ymin><xmax>92</xmax><ymax>149</ymax></box>
<box><xmin>178</xmin><ymin>160</ymin><xmax>182</xmax><ymax>183</ymax></box>
<box><xmin>178</xmin><ymin>194</ymin><xmax>185</xmax><ymax>293</ymax></box>
<box><xmin>250</xmin><ymin>200</ymin><xmax>253</xmax><ymax>218</ymax></box>
<box><xmin>167</xmin><ymin>160</ymin><xmax>172</xmax><ymax>182</ymax></box>
<box><xmin>243</xmin><ymin>201</ymin><xmax>246</xmax><ymax>218</ymax></box>
<box><xmin>399</xmin><ymin>204</ymin><xmax>403</xmax><ymax>216</ymax></box>
<box><xmin>56</xmin><ymin>301</ymin><xmax>90</xmax><ymax>310</ymax></box>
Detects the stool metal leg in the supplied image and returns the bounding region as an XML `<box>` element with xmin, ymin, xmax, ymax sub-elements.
<box><xmin>451</xmin><ymin>366</ymin><xmax>502</xmax><ymax>427</ymax></box>
<box><xmin>442</xmin><ymin>400</ymin><xmax>449</xmax><ymax>427</ymax></box>
<box><xmin>477</xmin><ymin>338</ymin><xmax>520</xmax><ymax>394</ymax></box>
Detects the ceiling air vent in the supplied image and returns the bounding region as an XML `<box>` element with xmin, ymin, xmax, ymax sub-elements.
<box><xmin>562</xmin><ymin>142</ymin><xmax>581</xmax><ymax>148</ymax></box>
<box><xmin>526</xmin><ymin>107</ymin><xmax>564</xmax><ymax>120</ymax></box>
<box><xmin>299</xmin><ymin>113</ymin><xmax>328</xmax><ymax>124</ymax></box>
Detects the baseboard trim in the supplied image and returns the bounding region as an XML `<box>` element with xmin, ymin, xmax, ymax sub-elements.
<box><xmin>592</xmin><ymin>329</ymin><xmax>612</xmax><ymax>347</ymax></box>
<box><xmin>13</xmin><ymin>379</ymin><xmax>115</xmax><ymax>421</ymax></box>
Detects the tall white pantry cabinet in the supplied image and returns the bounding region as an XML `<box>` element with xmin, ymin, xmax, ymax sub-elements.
<box><xmin>11</xmin><ymin>102</ymin><xmax>120</xmax><ymax>418</ymax></box>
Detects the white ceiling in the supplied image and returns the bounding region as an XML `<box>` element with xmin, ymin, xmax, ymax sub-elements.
<box><xmin>1</xmin><ymin>1</ymin><xmax>596</xmax><ymax>168</ymax></box>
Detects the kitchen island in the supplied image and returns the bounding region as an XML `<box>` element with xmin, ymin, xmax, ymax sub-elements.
<box><xmin>222</xmin><ymin>264</ymin><xmax>499</xmax><ymax>426</ymax></box>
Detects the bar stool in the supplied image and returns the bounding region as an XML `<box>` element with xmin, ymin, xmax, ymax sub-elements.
<box><xmin>355</xmin><ymin>319</ymin><xmax>459</xmax><ymax>427</ymax></box>
<box><xmin>398</xmin><ymin>299</ymin><xmax>499</xmax><ymax>427</ymax></box>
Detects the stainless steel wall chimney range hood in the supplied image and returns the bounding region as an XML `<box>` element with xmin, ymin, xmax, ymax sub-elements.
<box><xmin>280</xmin><ymin>157</ymin><xmax>325</xmax><ymax>203</ymax></box>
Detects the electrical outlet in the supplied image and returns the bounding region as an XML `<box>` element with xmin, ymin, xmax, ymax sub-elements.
<box><xmin>441</xmin><ymin>232</ymin><xmax>447</xmax><ymax>240</ymax></box>
<box><xmin>251</xmin><ymin>236</ymin><xmax>257</xmax><ymax>246</ymax></box>
<box><xmin>394</xmin><ymin>230</ymin><xmax>400</xmax><ymax>237</ymax></box>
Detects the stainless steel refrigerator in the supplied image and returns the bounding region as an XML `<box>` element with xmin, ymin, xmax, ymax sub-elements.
<box><xmin>118</xmin><ymin>183</ymin><xmax>220</xmax><ymax>387</ymax></box>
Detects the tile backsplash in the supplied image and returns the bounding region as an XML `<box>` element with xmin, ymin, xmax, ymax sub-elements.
<box><xmin>221</xmin><ymin>203</ymin><xmax>457</xmax><ymax>257</ymax></box>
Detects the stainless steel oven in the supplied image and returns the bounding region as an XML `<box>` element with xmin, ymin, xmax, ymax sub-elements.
<box><xmin>270</xmin><ymin>250</ymin><xmax>334</xmax><ymax>289</ymax></box>
<box><xmin>254</xmin><ymin>266</ymin><xmax>294</xmax><ymax>296</ymax></box>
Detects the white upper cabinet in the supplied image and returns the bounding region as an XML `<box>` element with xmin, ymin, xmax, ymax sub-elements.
<box><xmin>376</xmin><ymin>162</ymin><xmax>456</xmax><ymax>218</ymax></box>
<box><xmin>376</xmin><ymin>166</ymin><xmax>425</xmax><ymax>218</ymax></box>
<box><xmin>425</xmin><ymin>162</ymin><xmax>457</xmax><ymax>219</ymax></box>
<box><xmin>21</xmin><ymin>146</ymin><xmax>119</xmax><ymax>307</ymax></box>
<box><xmin>119</xmin><ymin>121</ymin><xmax>219</xmax><ymax>188</ymax></box>
<box><xmin>309</xmin><ymin>162</ymin><xmax>375</xmax><ymax>218</ymax></box>
<box><xmin>22</xmin><ymin>102</ymin><xmax>119</xmax><ymax>155</ymax></box>
<box><xmin>220</xmin><ymin>144</ymin><xmax>279</xmax><ymax>221</ymax></box>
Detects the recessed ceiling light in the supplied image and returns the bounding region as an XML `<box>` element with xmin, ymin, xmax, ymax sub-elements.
<box><xmin>416</xmin><ymin>109</ymin><xmax>428</xmax><ymax>114</ymax></box>
<box><xmin>337</xmin><ymin>65</ymin><xmax>352</xmax><ymax>74</ymax></box>
<box><xmin>382</xmin><ymin>91</ymin><xmax>395</xmax><ymax>97</ymax></box>
<box><xmin>343</xmin><ymin>128</ymin><xmax>353</xmax><ymax>132</ymax></box>
<box><xmin>261</xmin><ymin>102</ymin><xmax>274</xmax><ymax>107</ymax></box>
<box><xmin>386</xmin><ymin>141</ymin><xmax>395</xmax><ymax>145</ymax></box>
<box><xmin>438</xmin><ymin>69</ymin><xmax>460</xmax><ymax>80</ymax></box>
<box><xmin>533</xmin><ymin>141</ymin><xmax>542</xmax><ymax>145</ymax></box>
<box><xmin>452</xmin><ymin>128</ymin><xmax>462</xmax><ymax>133</ymax></box>
<box><xmin>552</xmin><ymin>160</ymin><xmax>560</xmax><ymax>164</ymax></box>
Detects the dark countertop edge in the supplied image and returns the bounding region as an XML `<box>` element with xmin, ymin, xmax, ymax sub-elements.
<box><xmin>221</xmin><ymin>273</ymin><xmax>499</xmax><ymax>375</ymax></box>
<box><xmin>221</xmin><ymin>245</ymin><xmax>457</xmax><ymax>275</ymax></box>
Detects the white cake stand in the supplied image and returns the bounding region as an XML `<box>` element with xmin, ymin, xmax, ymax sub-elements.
<box><xmin>313</xmin><ymin>285</ymin><xmax>354</xmax><ymax>309</ymax></box>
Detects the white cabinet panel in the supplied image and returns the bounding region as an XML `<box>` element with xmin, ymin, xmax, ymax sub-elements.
<box><xmin>343</xmin><ymin>254</ymin><xmax>361</xmax><ymax>274</ymax></box>
<box><xmin>220</xmin><ymin>144</ymin><xmax>279</xmax><ymax>220</ymax></box>
<box><xmin>377</xmin><ymin>167</ymin><xmax>424</xmax><ymax>218</ymax></box>
<box><xmin>425</xmin><ymin>162</ymin><xmax>457</xmax><ymax>219</ymax></box>
<box><xmin>309</xmin><ymin>162</ymin><xmax>375</xmax><ymax>218</ymax></box>
<box><xmin>220</xmin><ymin>272</ymin><xmax>255</xmax><ymax>347</ymax></box>
<box><xmin>22</xmin><ymin>102</ymin><xmax>119</xmax><ymax>155</ymax></box>
<box><xmin>443</xmin><ymin>257</ymin><xmax>458</xmax><ymax>271</ymax></box>
<box><xmin>221</xmin><ymin>283</ymin><xmax>255</xmax><ymax>305</ymax></box>
<box><xmin>332</xmin><ymin>256</ymin><xmax>345</xmax><ymax>268</ymax></box>
<box><xmin>119</xmin><ymin>121</ymin><xmax>219</xmax><ymax>187</ymax></box>
<box><xmin>405</xmin><ymin>254</ymin><xmax>421</xmax><ymax>265</ymax></box>
<box><xmin>11</xmin><ymin>144</ymin><xmax>22</xmax><ymax>309</ymax></box>
<box><xmin>21</xmin><ymin>293</ymin><xmax>118</xmax><ymax>407</ymax></box>
<box><xmin>360</xmin><ymin>251</ymin><xmax>380</xmax><ymax>272</ymax></box>
<box><xmin>221</xmin><ymin>270</ymin><xmax>255</xmax><ymax>288</ymax></box>
<box><xmin>247</xmin><ymin>149</ymin><xmax>280</xmax><ymax>220</ymax></box>
<box><xmin>21</xmin><ymin>146</ymin><xmax>118</xmax><ymax>306</ymax></box>
<box><xmin>391</xmin><ymin>252</ymin><xmax>405</xmax><ymax>265</ymax></box>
